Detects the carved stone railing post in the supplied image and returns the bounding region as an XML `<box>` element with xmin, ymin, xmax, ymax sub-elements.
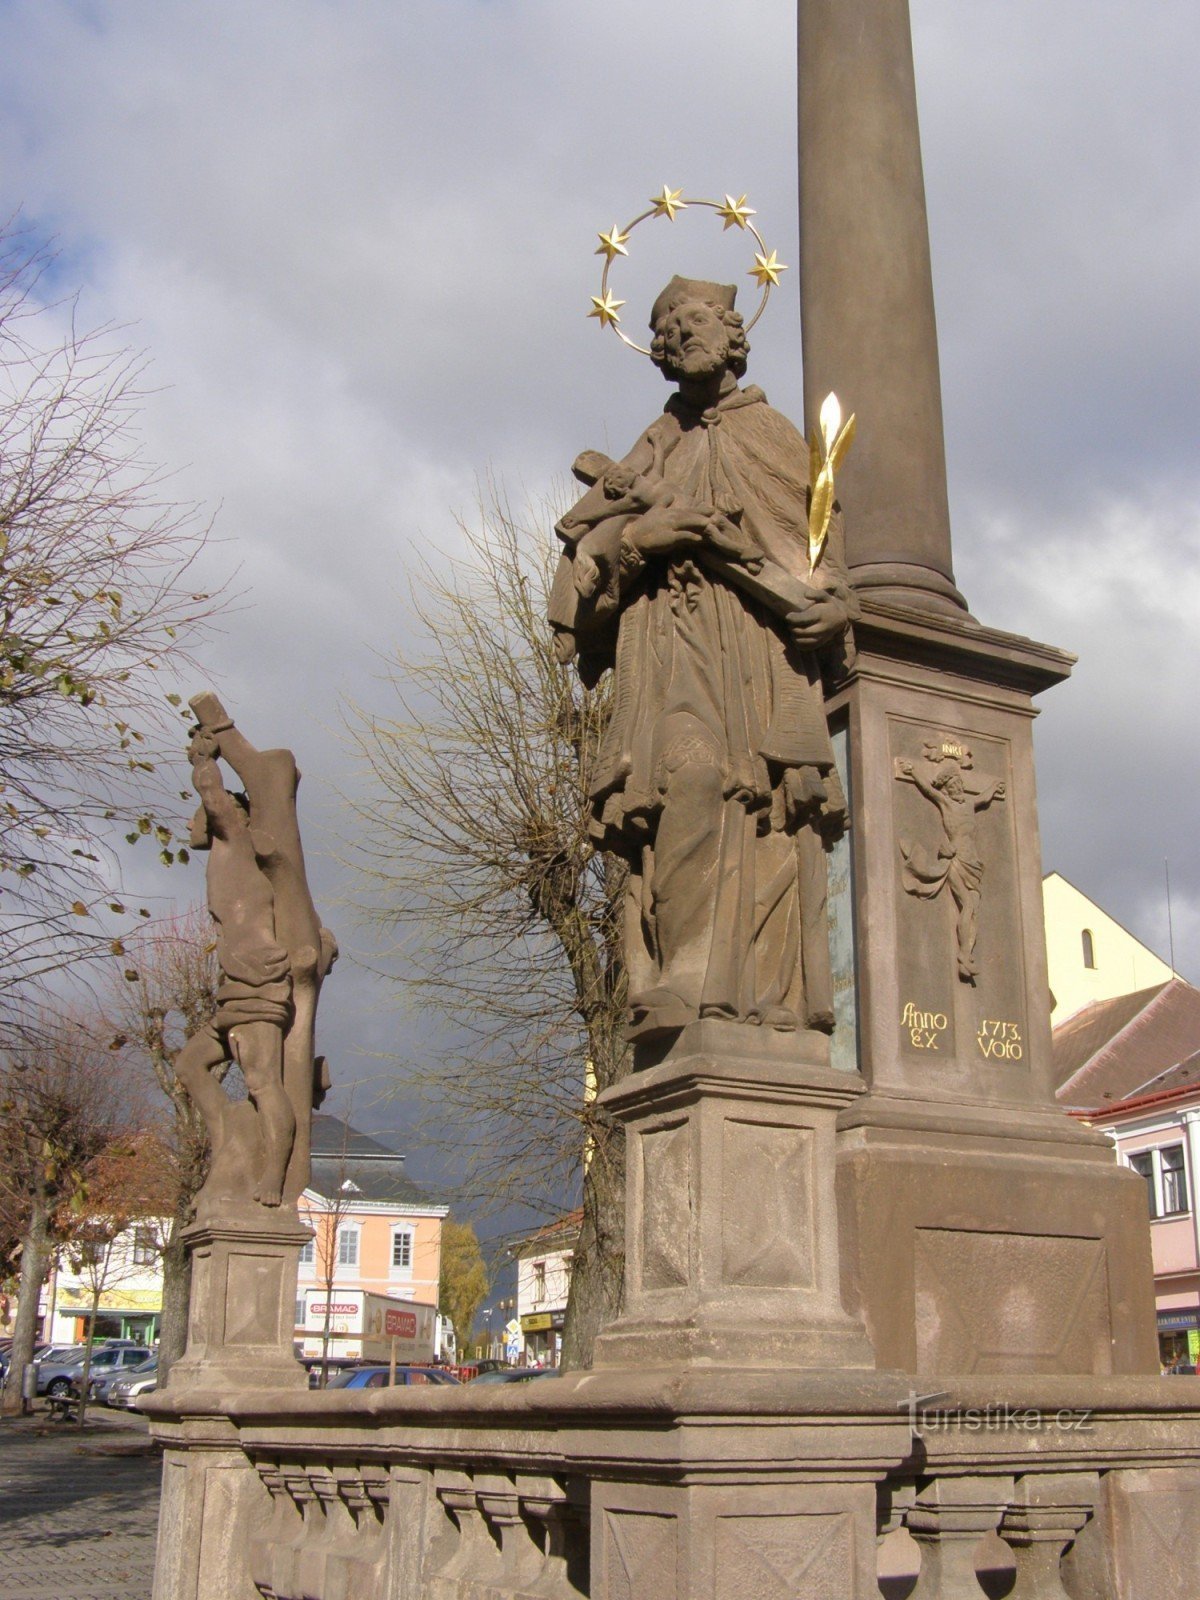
<box><xmin>906</xmin><ymin>1475</ymin><xmax>1014</xmax><ymax>1599</ymax></box>
<box><xmin>247</xmin><ymin>1461</ymin><xmax>293</xmax><ymax>1600</ymax></box>
<box><xmin>877</xmin><ymin>1477</ymin><xmax>920</xmax><ymax>1589</ymax></box>
<box><xmin>433</xmin><ymin>1472</ymin><xmax>506</xmax><ymax>1591</ymax></box>
<box><xmin>477</xmin><ymin>1474</ymin><xmax>546</xmax><ymax>1594</ymax></box>
<box><xmin>515</xmin><ymin>1475</ymin><xmax>588</xmax><ymax>1598</ymax></box>
<box><xmin>999</xmin><ymin>1472</ymin><xmax>1097</xmax><ymax>1600</ymax></box>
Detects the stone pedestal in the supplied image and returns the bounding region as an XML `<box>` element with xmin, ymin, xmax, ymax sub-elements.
<box><xmin>153</xmin><ymin>1440</ymin><xmax>270</xmax><ymax>1600</ymax></box>
<box><xmin>829</xmin><ymin>603</ymin><xmax>1159</xmax><ymax>1377</ymax></box>
<box><xmin>169</xmin><ymin>1213</ymin><xmax>309</xmax><ymax>1393</ymax></box>
<box><xmin>594</xmin><ymin>1019</ymin><xmax>873</xmax><ymax>1370</ymax></box>
<box><xmin>149</xmin><ymin>1213</ymin><xmax>309</xmax><ymax>1600</ymax></box>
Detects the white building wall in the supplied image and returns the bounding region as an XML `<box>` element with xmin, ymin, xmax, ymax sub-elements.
<box><xmin>516</xmin><ymin>1246</ymin><xmax>573</xmax><ymax>1319</ymax></box>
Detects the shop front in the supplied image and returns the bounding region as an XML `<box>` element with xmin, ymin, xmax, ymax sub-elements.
<box><xmin>53</xmin><ymin>1285</ymin><xmax>161</xmax><ymax>1347</ymax></box>
<box><xmin>1156</xmin><ymin>1306</ymin><xmax>1200</xmax><ymax>1372</ymax></box>
<box><xmin>520</xmin><ymin>1310</ymin><xmax>565</xmax><ymax>1367</ymax></box>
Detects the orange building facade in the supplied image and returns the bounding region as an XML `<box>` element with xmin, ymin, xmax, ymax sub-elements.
<box><xmin>295</xmin><ymin>1116</ymin><xmax>448</xmax><ymax>1358</ymax></box>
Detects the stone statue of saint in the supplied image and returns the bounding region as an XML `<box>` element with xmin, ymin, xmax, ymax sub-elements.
<box><xmin>549</xmin><ymin>276</ymin><xmax>856</xmax><ymax>1042</ymax></box>
<box><xmin>173</xmin><ymin>693</ymin><xmax>336</xmax><ymax>1215</ymax></box>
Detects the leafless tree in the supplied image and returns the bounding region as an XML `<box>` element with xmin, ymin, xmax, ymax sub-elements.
<box><xmin>307</xmin><ymin>1114</ymin><xmax>360</xmax><ymax>1387</ymax></box>
<box><xmin>0</xmin><ymin>219</ymin><xmax>222</xmax><ymax>1046</ymax></box>
<box><xmin>347</xmin><ymin>491</ymin><xmax>628</xmax><ymax>1366</ymax></box>
<box><xmin>61</xmin><ymin>1127</ymin><xmax>174</xmax><ymax>1425</ymax></box>
<box><xmin>103</xmin><ymin>907</ymin><xmax>219</xmax><ymax>1383</ymax></box>
<box><xmin>0</xmin><ymin>1015</ymin><xmax>132</xmax><ymax>1412</ymax></box>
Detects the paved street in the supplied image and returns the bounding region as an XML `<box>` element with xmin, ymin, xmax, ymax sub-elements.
<box><xmin>0</xmin><ymin>1410</ymin><xmax>161</xmax><ymax>1600</ymax></box>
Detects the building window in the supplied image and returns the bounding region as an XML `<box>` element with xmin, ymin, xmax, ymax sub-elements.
<box><xmin>336</xmin><ymin>1226</ymin><xmax>359</xmax><ymax>1268</ymax></box>
<box><xmin>299</xmin><ymin>1236</ymin><xmax>315</xmax><ymax>1266</ymax></box>
<box><xmin>131</xmin><ymin>1226</ymin><xmax>157</xmax><ymax>1266</ymax></box>
<box><xmin>1128</xmin><ymin>1152</ymin><xmax>1158</xmax><ymax>1218</ymax></box>
<box><xmin>1162</xmin><ymin>1146</ymin><xmax>1189</xmax><ymax>1215</ymax></box>
<box><xmin>391</xmin><ymin>1229</ymin><xmax>413</xmax><ymax>1272</ymax></box>
<box><xmin>532</xmin><ymin>1261</ymin><xmax>546</xmax><ymax>1302</ymax></box>
<box><xmin>1128</xmin><ymin>1146</ymin><xmax>1189</xmax><ymax>1219</ymax></box>
<box><xmin>1081</xmin><ymin>929</ymin><xmax>1096</xmax><ymax>968</ymax></box>
<box><xmin>295</xmin><ymin>1299</ymin><xmax>305</xmax><ymax>1328</ymax></box>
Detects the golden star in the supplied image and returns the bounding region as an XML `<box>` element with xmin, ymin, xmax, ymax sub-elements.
<box><xmin>749</xmin><ymin>248</ymin><xmax>787</xmax><ymax>288</ymax></box>
<box><xmin>594</xmin><ymin>224</ymin><xmax>631</xmax><ymax>262</ymax></box>
<box><xmin>716</xmin><ymin>194</ymin><xmax>755</xmax><ymax>231</ymax></box>
<box><xmin>649</xmin><ymin>185</ymin><xmax>687</xmax><ymax>221</ymax></box>
<box><xmin>588</xmin><ymin>289</ymin><xmax>625</xmax><ymax>329</ymax></box>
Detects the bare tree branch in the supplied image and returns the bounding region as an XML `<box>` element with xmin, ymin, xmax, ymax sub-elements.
<box><xmin>345</xmin><ymin>489</ymin><xmax>628</xmax><ymax>1363</ymax></box>
<box><xmin>0</xmin><ymin>221</ymin><xmax>227</xmax><ymax>1044</ymax></box>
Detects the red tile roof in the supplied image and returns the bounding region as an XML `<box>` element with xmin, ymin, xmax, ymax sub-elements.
<box><xmin>1055</xmin><ymin>979</ymin><xmax>1200</xmax><ymax>1109</ymax></box>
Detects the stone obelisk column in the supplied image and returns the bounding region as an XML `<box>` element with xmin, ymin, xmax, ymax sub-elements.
<box><xmin>798</xmin><ymin>0</ymin><xmax>964</xmax><ymax>613</ymax></box>
<box><xmin>798</xmin><ymin>1</ymin><xmax>1157</xmax><ymax>1380</ymax></box>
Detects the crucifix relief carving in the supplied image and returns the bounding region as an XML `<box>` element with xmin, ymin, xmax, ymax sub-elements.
<box><xmin>893</xmin><ymin>739</ymin><xmax>1006</xmax><ymax>983</ymax></box>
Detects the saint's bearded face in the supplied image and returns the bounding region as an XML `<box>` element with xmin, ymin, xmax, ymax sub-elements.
<box><xmin>655</xmin><ymin>300</ymin><xmax>732</xmax><ymax>382</ymax></box>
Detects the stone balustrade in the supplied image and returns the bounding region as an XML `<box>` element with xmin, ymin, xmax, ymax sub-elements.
<box><xmin>146</xmin><ymin>1371</ymin><xmax>1200</xmax><ymax>1599</ymax></box>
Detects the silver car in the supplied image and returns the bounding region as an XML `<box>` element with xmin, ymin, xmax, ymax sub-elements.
<box><xmin>39</xmin><ymin>1344</ymin><xmax>154</xmax><ymax>1397</ymax></box>
<box><xmin>108</xmin><ymin>1362</ymin><xmax>159</xmax><ymax>1408</ymax></box>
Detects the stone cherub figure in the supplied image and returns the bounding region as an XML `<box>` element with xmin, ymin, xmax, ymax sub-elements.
<box><xmin>895</xmin><ymin>745</ymin><xmax>1006</xmax><ymax>982</ymax></box>
<box><xmin>558</xmin><ymin>453</ymin><xmax>764</xmax><ymax>608</ymax></box>
<box><xmin>549</xmin><ymin>276</ymin><xmax>857</xmax><ymax>1042</ymax></box>
<box><xmin>173</xmin><ymin>693</ymin><xmax>336</xmax><ymax>1217</ymax></box>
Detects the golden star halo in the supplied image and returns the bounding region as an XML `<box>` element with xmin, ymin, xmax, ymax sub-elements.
<box><xmin>716</xmin><ymin>194</ymin><xmax>755</xmax><ymax>231</ymax></box>
<box><xmin>749</xmin><ymin>249</ymin><xmax>787</xmax><ymax>288</ymax></box>
<box><xmin>588</xmin><ymin>190</ymin><xmax>778</xmax><ymax>356</ymax></box>
<box><xmin>588</xmin><ymin>289</ymin><xmax>625</xmax><ymax>329</ymax></box>
<box><xmin>595</xmin><ymin>225</ymin><xmax>630</xmax><ymax>262</ymax></box>
<box><xmin>649</xmin><ymin>185</ymin><xmax>687</xmax><ymax>221</ymax></box>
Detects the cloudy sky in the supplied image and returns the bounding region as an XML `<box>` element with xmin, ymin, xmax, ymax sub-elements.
<box><xmin>1</xmin><ymin>0</ymin><xmax>1197</xmax><ymax>1175</ymax></box>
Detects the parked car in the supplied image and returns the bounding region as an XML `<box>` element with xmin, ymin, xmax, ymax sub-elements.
<box><xmin>470</xmin><ymin>1366</ymin><xmax>559</xmax><ymax>1385</ymax></box>
<box><xmin>90</xmin><ymin>1355</ymin><xmax>158</xmax><ymax>1405</ymax></box>
<box><xmin>108</xmin><ymin>1362</ymin><xmax>160</xmax><ymax>1409</ymax></box>
<box><xmin>299</xmin><ymin>1355</ymin><xmax>371</xmax><ymax>1389</ymax></box>
<box><xmin>326</xmin><ymin>1365</ymin><xmax>462</xmax><ymax>1390</ymax></box>
<box><xmin>32</xmin><ymin>1343</ymin><xmax>87</xmax><ymax>1367</ymax></box>
<box><xmin>39</xmin><ymin>1344</ymin><xmax>154</xmax><ymax>1397</ymax></box>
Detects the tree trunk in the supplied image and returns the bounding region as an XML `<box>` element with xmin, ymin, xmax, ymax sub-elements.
<box><xmin>75</xmin><ymin>1285</ymin><xmax>100</xmax><ymax>1427</ymax></box>
<box><xmin>559</xmin><ymin>1115</ymin><xmax>625</xmax><ymax>1370</ymax></box>
<box><xmin>1</xmin><ymin>1183</ymin><xmax>52</xmax><ymax>1414</ymax></box>
<box><xmin>156</xmin><ymin>1218</ymin><xmax>192</xmax><ymax>1386</ymax></box>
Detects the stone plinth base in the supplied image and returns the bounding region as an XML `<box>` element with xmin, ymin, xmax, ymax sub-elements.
<box><xmin>153</xmin><ymin>1439</ymin><xmax>267</xmax><ymax>1600</ymax></box>
<box><xmin>169</xmin><ymin>1213</ymin><xmax>309</xmax><ymax>1394</ymax></box>
<box><xmin>143</xmin><ymin>1370</ymin><xmax>1200</xmax><ymax>1600</ymax></box>
<box><xmin>594</xmin><ymin>1021</ymin><xmax>873</xmax><ymax>1371</ymax></box>
<box><xmin>837</xmin><ymin>1096</ymin><xmax>1160</xmax><ymax>1376</ymax></box>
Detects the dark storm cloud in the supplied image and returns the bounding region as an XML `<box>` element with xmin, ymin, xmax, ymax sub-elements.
<box><xmin>0</xmin><ymin>0</ymin><xmax>1196</xmax><ymax>1131</ymax></box>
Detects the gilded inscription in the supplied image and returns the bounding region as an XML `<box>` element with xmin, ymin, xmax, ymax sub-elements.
<box><xmin>976</xmin><ymin>1018</ymin><xmax>1024</xmax><ymax>1061</ymax></box>
<box><xmin>901</xmin><ymin>1001</ymin><xmax>949</xmax><ymax>1051</ymax></box>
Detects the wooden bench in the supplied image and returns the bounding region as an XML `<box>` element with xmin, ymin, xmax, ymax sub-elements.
<box><xmin>45</xmin><ymin>1390</ymin><xmax>81</xmax><ymax>1422</ymax></box>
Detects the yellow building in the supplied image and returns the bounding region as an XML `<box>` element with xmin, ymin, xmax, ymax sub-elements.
<box><xmin>1043</xmin><ymin>871</ymin><xmax>1175</xmax><ymax>1025</ymax></box>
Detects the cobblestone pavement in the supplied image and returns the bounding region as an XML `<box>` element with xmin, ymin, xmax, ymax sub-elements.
<box><xmin>0</xmin><ymin>1410</ymin><xmax>161</xmax><ymax>1600</ymax></box>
